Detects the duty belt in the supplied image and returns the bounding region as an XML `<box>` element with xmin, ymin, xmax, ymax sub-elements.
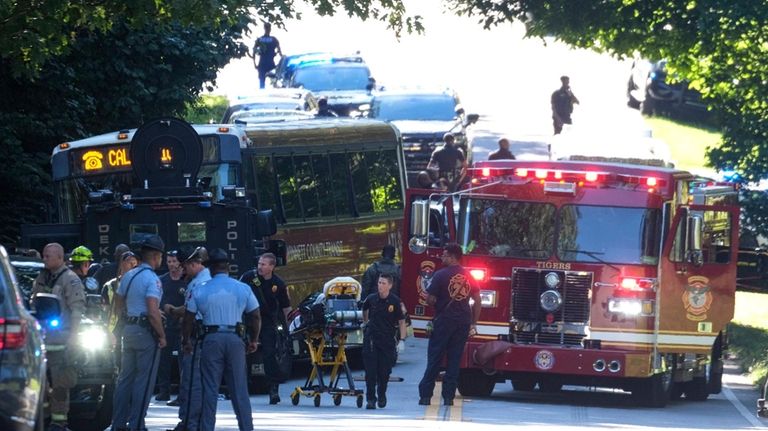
<box><xmin>126</xmin><ymin>316</ymin><xmax>150</xmax><ymax>327</ymax></box>
<box><xmin>203</xmin><ymin>325</ymin><xmax>238</xmax><ymax>334</ymax></box>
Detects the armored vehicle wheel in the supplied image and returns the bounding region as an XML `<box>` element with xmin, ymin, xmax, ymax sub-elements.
<box><xmin>684</xmin><ymin>376</ymin><xmax>709</xmax><ymax>401</ymax></box>
<box><xmin>356</xmin><ymin>395</ymin><xmax>364</xmax><ymax>408</ymax></box>
<box><xmin>314</xmin><ymin>394</ymin><xmax>321</xmax><ymax>407</ymax></box>
<box><xmin>333</xmin><ymin>394</ymin><xmax>342</xmax><ymax>406</ymax></box>
<box><xmin>291</xmin><ymin>393</ymin><xmax>300</xmax><ymax>406</ymax></box>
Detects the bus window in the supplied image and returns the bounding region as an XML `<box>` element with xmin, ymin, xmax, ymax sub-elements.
<box><xmin>249</xmin><ymin>156</ymin><xmax>278</xmax><ymax>213</ymax></box>
<box><xmin>349</xmin><ymin>151</ymin><xmax>374</xmax><ymax>215</ymax></box>
<box><xmin>329</xmin><ymin>153</ymin><xmax>353</xmax><ymax>217</ymax></box>
<box><xmin>293</xmin><ymin>155</ymin><xmax>320</xmax><ymax>219</ymax></box>
<box><xmin>275</xmin><ymin>155</ymin><xmax>301</xmax><ymax>220</ymax></box>
<box><xmin>367</xmin><ymin>148</ymin><xmax>403</xmax><ymax>214</ymax></box>
<box><xmin>311</xmin><ymin>154</ymin><xmax>336</xmax><ymax>218</ymax></box>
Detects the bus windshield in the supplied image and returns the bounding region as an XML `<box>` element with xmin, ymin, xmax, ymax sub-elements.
<box><xmin>557</xmin><ymin>205</ymin><xmax>662</xmax><ymax>265</ymax></box>
<box><xmin>458</xmin><ymin>198</ymin><xmax>556</xmax><ymax>259</ymax></box>
<box><xmin>54</xmin><ymin>163</ymin><xmax>238</xmax><ymax>223</ymax></box>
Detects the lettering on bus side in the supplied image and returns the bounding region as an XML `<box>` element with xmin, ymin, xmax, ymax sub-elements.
<box><xmin>98</xmin><ymin>224</ymin><xmax>110</xmax><ymax>258</ymax></box>
<box><xmin>287</xmin><ymin>241</ymin><xmax>343</xmax><ymax>263</ymax></box>
<box><xmin>536</xmin><ymin>261</ymin><xmax>571</xmax><ymax>270</ymax></box>
<box><xmin>227</xmin><ymin>220</ymin><xmax>238</xmax><ymax>274</ymax></box>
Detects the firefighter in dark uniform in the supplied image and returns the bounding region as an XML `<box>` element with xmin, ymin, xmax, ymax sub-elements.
<box><xmin>239</xmin><ymin>252</ymin><xmax>291</xmax><ymax>404</ymax></box>
<box><xmin>32</xmin><ymin>243</ymin><xmax>86</xmax><ymax>431</ymax></box>
<box><xmin>183</xmin><ymin>249</ymin><xmax>261</xmax><ymax>431</ymax></box>
<box><xmin>111</xmin><ymin>235</ymin><xmax>167</xmax><ymax>431</ymax></box>
<box><xmin>418</xmin><ymin>243</ymin><xmax>481</xmax><ymax>406</ymax></box>
<box><xmin>362</xmin><ymin>273</ymin><xmax>407</xmax><ymax>409</ymax></box>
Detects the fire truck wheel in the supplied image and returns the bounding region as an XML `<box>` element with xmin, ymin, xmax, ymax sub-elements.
<box><xmin>538</xmin><ymin>381</ymin><xmax>563</xmax><ymax>393</ymax></box>
<box><xmin>457</xmin><ymin>369</ymin><xmax>496</xmax><ymax>397</ymax></box>
<box><xmin>684</xmin><ymin>376</ymin><xmax>709</xmax><ymax>401</ymax></box>
<box><xmin>511</xmin><ymin>378</ymin><xmax>537</xmax><ymax>392</ymax></box>
<box><xmin>633</xmin><ymin>370</ymin><xmax>672</xmax><ymax>407</ymax></box>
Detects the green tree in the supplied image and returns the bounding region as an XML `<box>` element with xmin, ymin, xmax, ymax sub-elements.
<box><xmin>447</xmin><ymin>0</ymin><xmax>768</xmax><ymax>236</ymax></box>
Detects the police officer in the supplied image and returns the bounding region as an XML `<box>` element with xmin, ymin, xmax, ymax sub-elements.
<box><xmin>418</xmin><ymin>243</ymin><xmax>481</xmax><ymax>406</ymax></box>
<box><xmin>70</xmin><ymin>245</ymin><xmax>100</xmax><ymax>293</ymax></box>
<box><xmin>239</xmin><ymin>252</ymin><xmax>291</xmax><ymax>404</ymax></box>
<box><xmin>164</xmin><ymin>246</ymin><xmax>210</xmax><ymax>430</ymax></box>
<box><xmin>362</xmin><ymin>273</ymin><xmax>407</xmax><ymax>409</ymax></box>
<box><xmin>32</xmin><ymin>243</ymin><xmax>86</xmax><ymax>431</ymax></box>
<box><xmin>183</xmin><ymin>249</ymin><xmax>260</xmax><ymax>431</ymax></box>
<box><xmin>111</xmin><ymin>235</ymin><xmax>167</xmax><ymax>431</ymax></box>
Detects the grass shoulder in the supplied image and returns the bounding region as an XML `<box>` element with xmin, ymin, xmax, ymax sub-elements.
<box><xmin>731</xmin><ymin>291</ymin><xmax>768</xmax><ymax>388</ymax></box>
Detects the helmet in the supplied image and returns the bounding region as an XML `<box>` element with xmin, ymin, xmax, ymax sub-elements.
<box><xmin>179</xmin><ymin>245</ymin><xmax>208</xmax><ymax>264</ymax></box>
<box><xmin>70</xmin><ymin>246</ymin><xmax>93</xmax><ymax>263</ymax></box>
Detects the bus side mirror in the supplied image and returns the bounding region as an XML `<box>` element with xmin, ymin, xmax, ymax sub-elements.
<box><xmin>257</xmin><ymin>210</ymin><xmax>278</xmax><ymax>237</ymax></box>
<box><xmin>408</xmin><ymin>200</ymin><xmax>429</xmax><ymax>254</ymax></box>
<box><xmin>686</xmin><ymin>215</ymin><xmax>704</xmax><ymax>266</ymax></box>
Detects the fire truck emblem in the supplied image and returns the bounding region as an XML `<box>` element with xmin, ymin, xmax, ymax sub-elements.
<box><xmin>682</xmin><ymin>275</ymin><xmax>713</xmax><ymax>321</ymax></box>
<box><xmin>388</xmin><ymin>304</ymin><xmax>394</xmax><ymax>313</ymax></box>
<box><xmin>534</xmin><ymin>350</ymin><xmax>555</xmax><ymax>370</ymax></box>
<box><xmin>417</xmin><ymin>260</ymin><xmax>436</xmax><ymax>306</ymax></box>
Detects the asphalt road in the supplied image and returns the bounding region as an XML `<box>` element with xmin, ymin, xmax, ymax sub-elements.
<box><xmin>143</xmin><ymin>337</ymin><xmax>767</xmax><ymax>431</ymax></box>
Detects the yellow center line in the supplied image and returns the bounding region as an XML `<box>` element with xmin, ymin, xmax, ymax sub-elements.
<box><xmin>423</xmin><ymin>381</ymin><xmax>463</xmax><ymax>422</ymax></box>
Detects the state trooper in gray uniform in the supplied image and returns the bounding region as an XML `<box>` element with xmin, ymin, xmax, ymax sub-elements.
<box><xmin>183</xmin><ymin>249</ymin><xmax>261</xmax><ymax>431</ymax></box>
<box><xmin>111</xmin><ymin>235</ymin><xmax>167</xmax><ymax>431</ymax></box>
<box><xmin>164</xmin><ymin>246</ymin><xmax>211</xmax><ymax>431</ymax></box>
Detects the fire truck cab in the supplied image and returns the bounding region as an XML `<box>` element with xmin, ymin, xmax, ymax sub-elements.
<box><xmin>402</xmin><ymin>157</ymin><xmax>739</xmax><ymax>407</ymax></box>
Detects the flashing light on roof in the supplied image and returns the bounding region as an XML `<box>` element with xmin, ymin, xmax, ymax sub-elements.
<box><xmin>553</xmin><ymin>170</ymin><xmax>563</xmax><ymax>179</ymax></box>
<box><xmin>468</xmin><ymin>268</ymin><xmax>488</xmax><ymax>282</ymax></box>
<box><xmin>646</xmin><ymin>177</ymin><xmax>657</xmax><ymax>187</ymax></box>
<box><xmin>117</xmin><ymin>133</ymin><xmax>129</xmax><ymax>140</ymax></box>
<box><xmin>585</xmin><ymin>172</ymin><xmax>599</xmax><ymax>182</ymax></box>
<box><xmin>218</xmin><ymin>127</ymin><xmax>230</xmax><ymax>133</ymax></box>
<box><xmin>515</xmin><ymin>168</ymin><xmax>528</xmax><ymax>177</ymax></box>
<box><xmin>535</xmin><ymin>169</ymin><xmax>548</xmax><ymax>179</ymax></box>
<box><xmin>481</xmin><ymin>167</ymin><xmax>491</xmax><ymax>177</ymax></box>
<box><xmin>59</xmin><ymin>143</ymin><xmax>70</xmax><ymax>150</ymax></box>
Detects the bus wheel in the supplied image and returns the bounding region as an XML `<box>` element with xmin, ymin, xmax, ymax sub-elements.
<box><xmin>457</xmin><ymin>369</ymin><xmax>495</xmax><ymax>397</ymax></box>
<box><xmin>511</xmin><ymin>378</ymin><xmax>537</xmax><ymax>392</ymax></box>
<box><xmin>539</xmin><ymin>380</ymin><xmax>563</xmax><ymax>393</ymax></box>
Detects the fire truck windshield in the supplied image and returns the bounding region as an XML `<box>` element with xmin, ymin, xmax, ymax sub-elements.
<box><xmin>457</xmin><ymin>199</ymin><xmax>663</xmax><ymax>265</ymax></box>
<box><xmin>557</xmin><ymin>205</ymin><xmax>662</xmax><ymax>265</ymax></box>
<box><xmin>458</xmin><ymin>198</ymin><xmax>556</xmax><ymax>258</ymax></box>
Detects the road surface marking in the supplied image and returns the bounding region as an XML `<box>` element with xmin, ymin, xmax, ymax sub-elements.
<box><xmin>722</xmin><ymin>383</ymin><xmax>764</xmax><ymax>429</ymax></box>
<box><xmin>423</xmin><ymin>382</ymin><xmax>463</xmax><ymax>421</ymax></box>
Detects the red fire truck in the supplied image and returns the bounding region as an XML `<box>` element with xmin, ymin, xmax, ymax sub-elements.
<box><xmin>401</xmin><ymin>158</ymin><xmax>739</xmax><ymax>407</ymax></box>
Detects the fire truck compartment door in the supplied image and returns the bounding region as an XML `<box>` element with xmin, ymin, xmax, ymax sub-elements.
<box><xmin>658</xmin><ymin>205</ymin><xmax>738</xmax><ymax>351</ymax></box>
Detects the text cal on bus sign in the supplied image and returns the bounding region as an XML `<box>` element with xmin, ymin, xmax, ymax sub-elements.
<box><xmin>108</xmin><ymin>148</ymin><xmax>131</xmax><ymax>168</ymax></box>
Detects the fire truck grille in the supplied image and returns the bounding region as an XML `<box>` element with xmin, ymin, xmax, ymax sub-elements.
<box><xmin>510</xmin><ymin>268</ymin><xmax>592</xmax><ymax>346</ymax></box>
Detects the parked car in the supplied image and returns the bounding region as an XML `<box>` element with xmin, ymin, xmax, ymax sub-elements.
<box><xmin>0</xmin><ymin>247</ymin><xmax>46</xmax><ymax>431</ymax></box>
<box><xmin>285</xmin><ymin>60</ymin><xmax>374</xmax><ymax>117</ymax></box>
<box><xmin>366</xmin><ymin>88</ymin><xmax>479</xmax><ymax>185</ymax></box>
<box><xmin>270</xmin><ymin>52</ymin><xmax>366</xmax><ymax>89</ymax></box>
<box><xmin>222</xmin><ymin>89</ymin><xmax>318</xmax><ymax>123</ymax></box>
<box><xmin>627</xmin><ymin>59</ymin><xmax>709</xmax><ymax>121</ymax></box>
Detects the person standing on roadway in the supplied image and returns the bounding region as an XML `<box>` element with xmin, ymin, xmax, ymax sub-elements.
<box><xmin>251</xmin><ymin>22</ymin><xmax>282</xmax><ymax>89</ymax></box>
<box><xmin>239</xmin><ymin>252</ymin><xmax>291</xmax><ymax>405</ymax></box>
<box><xmin>32</xmin><ymin>243</ymin><xmax>86</xmax><ymax>431</ymax></box>
<box><xmin>418</xmin><ymin>243</ymin><xmax>481</xmax><ymax>406</ymax></box>
<box><xmin>362</xmin><ymin>273</ymin><xmax>407</xmax><ymax>409</ymax></box>
<box><xmin>164</xmin><ymin>246</ymin><xmax>210</xmax><ymax>430</ymax></box>
<box><xmin>361</xmin><ymin>245</ymin><xmax>401</xmax><ymax>300</ymax></box>
<box><xmin>487</xmin><ymin>138</ymin><xmax>516</xmax><ymax>161</ymax></box>
<box><xmin>70</xmin><ymin>245</ymin><xmax>100</xmax><ymax>293</ymax></box>
<box><xmin>183</xmin><ymin>248</ymin><xmax>261</xmax><ymax>431</ymax></box>
<box><xmin>110</xmin><ymin>235</ymin><xmax>167</xmax><ymax>431</ymax></box>
<box><xmin>427</xmin><ymin>133</ymin><xmax>467</xmax><ymax>192</ymax></box>
<box><xmin>94</xmin><ymin>243</ymin><xmax>130</xmax><ymax>292</ymax></box>
<box><xmin>156</xmin><ymin>249</ymin><xmax>187</xmax><ymax>402</ymax></box>
<box><xmin>551</xmin><ymin>75</ymin><xmax>580</xmax><ymax>135</ymax></box>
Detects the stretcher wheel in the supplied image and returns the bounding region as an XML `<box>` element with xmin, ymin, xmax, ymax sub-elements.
<box><xmin>314</xmin><ymin>394</ymin><xmax>321</xmax><ymax>407</ymax></box>
<box><xmin>291</xmin><ymin>393</ymin><xmax>300</xmax><ymax>406</ymax></box>
<box><xmin>356</xmin><ymin>395</ymin><xmax>363</xmax><ymax>408</ymax></box>
<box><xmin>333</xmin><ymin>394</ymin><xmax>342</xmax><ymax>406</ymax></box>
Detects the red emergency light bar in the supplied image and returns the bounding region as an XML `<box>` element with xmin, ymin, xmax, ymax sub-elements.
<box><xmin>473</xmin><ymin>166</ymin><xmax>667</xmax><ymax>191</ymax></box>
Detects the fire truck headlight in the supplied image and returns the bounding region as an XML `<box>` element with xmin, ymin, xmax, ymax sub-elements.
<box><xmin>479</xmin><ymin>290</ymin><xmax>497</xmax><ymax>308</ymax></box>
<box><xmin>540</xmin><ymin>289</ymin><xmax>562</xmax><ymax>312</ymax></box>
<box><xmin>544</xmin><ymin>272</ymin><xmax>560</xmax><ymax>288</ymax></box>
<box><xmin>608</xmin><ymin>298</ymin><xmax>644</xmax><ymax>316</ymax></box>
